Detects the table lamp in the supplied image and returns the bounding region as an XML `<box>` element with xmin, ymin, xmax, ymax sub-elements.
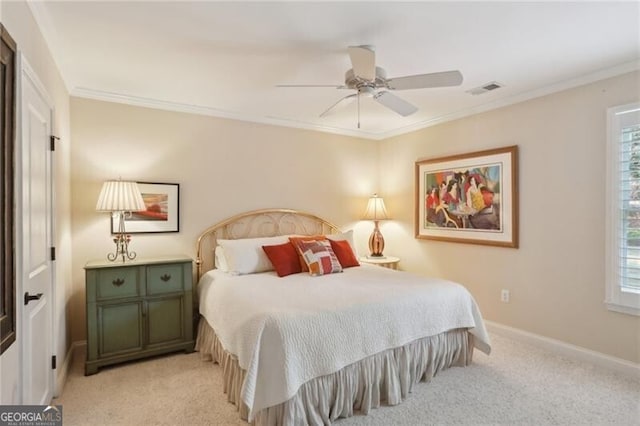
<box><xmin>362</xmin><ymin>193</ymin><xmax>390</xmax><ymax>257</ymax></box>
<box><xmin>96</xmin><ymin>180</ymin><xmax>146</xmax><ymax>262</ymax></box>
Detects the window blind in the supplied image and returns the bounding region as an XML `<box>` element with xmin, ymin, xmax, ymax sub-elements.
<box><xmin>619</xmin><ymin>123</ymin><xmax>640</xmax><ymax>292</ymax></box>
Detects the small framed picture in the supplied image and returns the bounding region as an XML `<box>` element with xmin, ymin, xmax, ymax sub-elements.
<box><xmin>415</xmin><ymin>146</ymin><xmax>518</xmax><ymax>248</ymax></box>
<box><xmin>112</xmin><ymin>182</ymin><xmax>180</xmax><ymax>234</ymax></box>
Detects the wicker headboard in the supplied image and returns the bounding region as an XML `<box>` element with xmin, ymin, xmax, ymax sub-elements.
<box><xmin>195</xmin><ymin>208</ymin><xmax>340</xmax><ymax>279</ymax></box>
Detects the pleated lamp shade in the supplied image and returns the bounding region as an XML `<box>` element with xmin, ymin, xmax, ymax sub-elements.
<box><xmin>96</xmin><ymin>181</ymin><xmax>146</xmax><ymax>212</ymax></box>
<box><xmin>362</xmin><ymin>194</ymin><xmax>390</xmax><ymax>221</ymax></box>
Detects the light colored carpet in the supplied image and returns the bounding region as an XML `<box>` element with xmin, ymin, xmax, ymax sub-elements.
<box><xmin>54</xmin><ymin>334</ymin><xmax>640</xmax><ymax>425</ymax></box>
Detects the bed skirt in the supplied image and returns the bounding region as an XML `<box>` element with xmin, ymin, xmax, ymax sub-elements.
<box><xmin>195</xmin><ymin>317</ymin><xmax>474</xmax><ymax>426</ymax></box>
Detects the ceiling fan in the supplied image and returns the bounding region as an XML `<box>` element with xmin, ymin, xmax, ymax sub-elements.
<box><xmin>277</xmin><ymin>45</ymin><xmax>463</xmax><ymax>128</ymax></box>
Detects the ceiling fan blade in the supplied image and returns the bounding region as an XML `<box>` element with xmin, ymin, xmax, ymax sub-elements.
<box><xmin>276</xmin><ymin>84</ymin><xmax>346</xmax><ymax>88</ymax></box>
<box><xmin>373</xmin><ymin>91</ymin><xmax>418</xmax><ymax>117</ymax></box>
<box><xmin>319</xmin><ymin>94</ymin><xmax>357</xmax><ymax>117</ymax></box>
<box><xmin>387</xmin><ymin>70</ymin><xmax>463</xmax><ymax>90</ymax></box>
<box><xmin>348</xmin><ymin>45</ymin><xmax>376</xmax><ymax>81</ymax></box>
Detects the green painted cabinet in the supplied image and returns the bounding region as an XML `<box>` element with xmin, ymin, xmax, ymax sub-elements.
<box><xmin>84</xmin><ymin>256</ymin><xmax>194</xmax><ymax>375</ymax></box>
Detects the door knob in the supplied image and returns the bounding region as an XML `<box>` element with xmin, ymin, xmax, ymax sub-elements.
<box><xmin>24</xmin><ymin>292</ymin><xmax>43</xmax><ymax>305</ymax></box>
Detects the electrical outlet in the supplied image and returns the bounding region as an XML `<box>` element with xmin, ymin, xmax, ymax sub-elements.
<box><xmin>501</xmin><ymin>289</ymin><xmax>510</xmax><ymax>303</ymax></box>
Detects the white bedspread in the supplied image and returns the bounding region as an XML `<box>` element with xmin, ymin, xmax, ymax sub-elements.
<box><xmin>198</xmin><ymin>264</ymin><xmax>491</xmax><ymax>420</ymax></box>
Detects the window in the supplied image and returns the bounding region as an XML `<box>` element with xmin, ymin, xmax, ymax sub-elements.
<box><xmin>606</xmin><ymin>102</ymin><xmax>640</xmax><ymax>316</ymax></box>
<box><xmin>0</xmin><ymin>24</ymin><xmax>17</xmax><ymax>354</ymax></box>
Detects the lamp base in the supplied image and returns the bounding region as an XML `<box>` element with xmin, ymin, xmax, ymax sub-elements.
<box><xmin>107</xmin><ymin>212</ymin><xmax>138</xmax><ymax>263</ymax></box>
<box><xmin>368</xmin><ymin>220</ymin><xmax>385</xmax><ymax>258</ymax></box>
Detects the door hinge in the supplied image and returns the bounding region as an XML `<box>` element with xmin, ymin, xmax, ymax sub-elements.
<box><xmin>51</xmin><ymin>355</ymin><xmax>57</xmax><ymax>370</ymax></box>
<box><xmin>50</xmin><ymin>246</ymin><xmax>56</xmax><ymax>261</ymax></box>
<box><xmin>50</xmin><ymin>135</ymin><xmax>60</xmax><ymax>151</ymax></box>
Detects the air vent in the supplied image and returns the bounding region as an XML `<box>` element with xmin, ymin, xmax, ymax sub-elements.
<box><xmin>466</xmin><ymin>81</ymin><xmax>504</xmax><ymax>96</ymax></box>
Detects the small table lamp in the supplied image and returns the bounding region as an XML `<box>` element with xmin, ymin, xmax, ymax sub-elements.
<box><xmin>96</xmin><ymin>180</ymin><xmax>146</xmax><ymax>262</ymax></box>
<box><xmin>362</xmin><ymin>193</ymin><xmax>390</xmax><ymax>258</ymax></box>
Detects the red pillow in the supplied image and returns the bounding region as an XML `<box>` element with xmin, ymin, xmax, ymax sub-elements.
<box><xmin>329</xmin><ymin>239</ymin><xmax>360</xmax><ymax>268</ymax></box>
<box><xmin>262</xmin><ymin>243</ymin><xmax>301</xmax><ymax>277</ymax></box>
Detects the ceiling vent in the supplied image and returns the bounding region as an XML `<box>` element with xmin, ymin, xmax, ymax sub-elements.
<box><xmin>466</xmin><ymin>81</ymin><xmax>504</xmax><ymax>95</ymax></box>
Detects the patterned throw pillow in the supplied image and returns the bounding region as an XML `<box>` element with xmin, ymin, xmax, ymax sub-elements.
<box><xmin>288</xmin><ymin>235</ymin><xmax>328</xmax><ymax>272</ymax></box>
<box><xmin>293</xmin><ymin>239</ymin><xmax>343</xmax><ymax>276</ymax></box>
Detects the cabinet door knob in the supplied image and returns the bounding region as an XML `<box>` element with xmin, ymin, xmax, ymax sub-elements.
<box><xmin>112</xmin><ymin>278</ymin><xmax>125</xmax><ymax>287</ymax></box>
<box><xmin>160</xmin><ymin>274</ymin><xmax>171</xmax><ymax>282</ymax></box>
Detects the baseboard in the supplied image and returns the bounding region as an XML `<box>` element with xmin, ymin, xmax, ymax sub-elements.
<box><xmin>485</xmin><ymin>320</ymin><xmax>640</xmax><ymax>379</ymax></box>
<box><xmin>54</xmin><ymin>341</ymin><xmax>86</xmax><ymax>397</ymax></box>
<box><xmin>72</xmin><ymin>340</ymin><xmax>87</xmax><ymax>364</ymax></box>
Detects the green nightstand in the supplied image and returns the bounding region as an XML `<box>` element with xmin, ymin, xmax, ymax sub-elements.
<box><xmin>84</xmin><ymin>255</ymin><xmax>194</xmax><ymax>375</ymax></box>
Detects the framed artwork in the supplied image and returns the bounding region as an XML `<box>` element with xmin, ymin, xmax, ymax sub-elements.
<box><xmin>112</xmin><ymin>182</ymin><xmax>180</xmax><ymax>234</ymax></box>
<box><xmin>415</xmin><ymin>146</ymin><xmax>518</xmax><ymax>248</ymax></box>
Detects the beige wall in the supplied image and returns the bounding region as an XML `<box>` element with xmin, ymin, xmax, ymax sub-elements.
<box><xmin>69</xmin><ymin>98</ymin><xmax>378</xmax><ymax>342</ymax></box>
<box><xmin>1</xmin><ymin>0</ymin><xmax>72</xmax><ymax>402</ymax></box>
<box><xmin>70</xmin><ymin>74</ymin><xmax>640</xmax><ymax>363</ymax></box>
<box><xmin>378</xmin><ymin>71</ymin><xmax>640</xmax><ymax>363</ymax></box>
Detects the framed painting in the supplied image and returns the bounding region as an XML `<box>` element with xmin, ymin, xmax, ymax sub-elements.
<box><xmin>112</xmin><ymin>182</ymin><xmax>180</xmax><ymax>234</ymax></box>
<box><xmin>415</xmin><ymin>145</ymin><xmax>518</xmax><ymax>248</ymax></box>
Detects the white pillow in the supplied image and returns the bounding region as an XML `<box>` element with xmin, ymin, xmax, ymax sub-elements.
<box><xmin>214</xmin><ymin>245</ymin><xmax>229</xmax><ymax>272</ymax></box>
<box><xmin>326</xmin><ymin>230</ymin><xmax>358</xmax><ymax>257</ymax></box>
<box><xmin>217</xmin><ymin>235</ymin><xmax>290</xmax><ymax>275</ymax></box>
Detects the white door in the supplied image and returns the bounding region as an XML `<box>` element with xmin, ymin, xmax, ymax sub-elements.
<box><xmin>19</xmin><ymin>56</ymin><xmax>55</xmax><ymax>405</ymax></box>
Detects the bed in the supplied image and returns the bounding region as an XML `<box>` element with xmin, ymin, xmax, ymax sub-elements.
<box><xmin>194</xmin><ymin>209</ymin><xmax>491</xmax><ymax>425</ymax></box>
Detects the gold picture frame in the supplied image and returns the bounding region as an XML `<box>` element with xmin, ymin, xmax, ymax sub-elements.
<box><xmin>415</xmin><ymin>146</ymin><xmax>518</xmax><ymax>248</ymax></box>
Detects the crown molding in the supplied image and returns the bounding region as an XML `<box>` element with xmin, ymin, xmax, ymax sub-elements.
<box><xmin>72</xmin><ymin>60</ymin><xmax>638</xmax><ymax>142</ymax></box>
<box><xmin>71</xmin><ymin>87</ymin><xmax>379</xmax><ymax>140</ymax></box>
<box><xmin>377</xmin><ymin>59</ymin><xmax>640</xmax><ymax>140</ymax></box>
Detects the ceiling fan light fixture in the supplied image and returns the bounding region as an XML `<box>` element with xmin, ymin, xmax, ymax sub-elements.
<box><xmin>358</xmin><ymin>86</ymin><xmax>376</xmax><ymax>97</ymax></box>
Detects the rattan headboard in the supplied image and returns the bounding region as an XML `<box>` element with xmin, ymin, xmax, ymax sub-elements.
<box><xmin>195</xmin><ymin>208</ymin><xmax>340</xmax><ymax>279</ymax></box>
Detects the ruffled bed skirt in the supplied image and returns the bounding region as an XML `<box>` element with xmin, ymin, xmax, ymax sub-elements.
<box><xmin>195</xmin><ymin>318</ymin><xmax>474</xmax><ymax>426</ymax></box>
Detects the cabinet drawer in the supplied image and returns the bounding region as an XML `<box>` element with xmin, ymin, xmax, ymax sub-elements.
<box><xmin>147</xmin><ymin>264</ymin><xmax>184</xmax><ymax>295</ymax></box>
<box><xmin>95</xmin><ymin>267</ymin><xmax>140</xmax><ymax>300</ymax></box>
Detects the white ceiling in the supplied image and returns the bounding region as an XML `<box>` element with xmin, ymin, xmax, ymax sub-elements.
<box><xmin>30</xmin><ymin>1</ymin><xmax>640</xmax><ymax>140</ymax></box>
